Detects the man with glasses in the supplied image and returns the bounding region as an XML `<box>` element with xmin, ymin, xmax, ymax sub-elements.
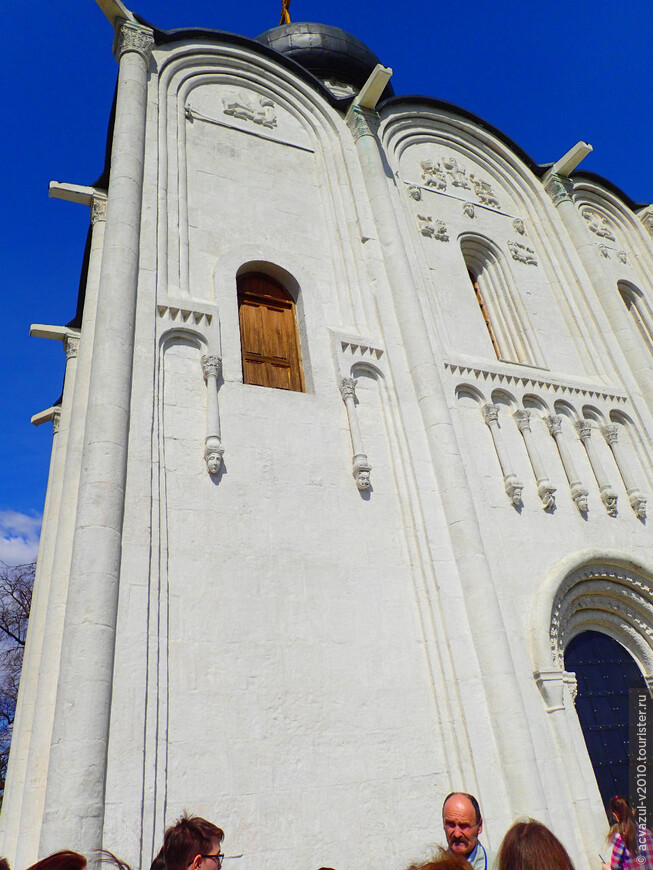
<box><xmin>162</xmin><ymin>813</ymin><xmax>225</xmax><ymax>870</ymax></box>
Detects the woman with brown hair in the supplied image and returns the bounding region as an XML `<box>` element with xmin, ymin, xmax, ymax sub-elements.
<box><xmin>496</xmin><ymin>819</ymin><xmax>575</xmax><ymax>870</ymax></box>
<box><xmin>406</xmin><ymin>849</ymin><xmax>473</xmax><ymax>870</ymax></box>
<box><xmin>602</xmin><ymin>795</ymin><xmax>653</xmax><ymax>870</ymax></box>
<box><xmin>25</xmin><ymin>853</ymin><xmax>87</xmax><ymax>870</ymax></box>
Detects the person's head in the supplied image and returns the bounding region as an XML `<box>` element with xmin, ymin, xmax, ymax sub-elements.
<box><xmin>163</xmin><ymin>814</ymin><xmax>225</xmax><ymax>870</ymax></box>
<box><xmin>442</xmin><ymin>793</ymin><xmax>483</xmax><ymax>859</ymax></box>
<box><xmin>26</xmin><ymin>852</ymin><xmax>86</xmax><ymax>870</ymax></box>
<box><xmin>406</xmin><ymin>849</ymin><xmax>473</xmax><ymax>870</ymax></box>
<box><xmin>0</xmin><ymin>858</ymin><xmax>10</xmax><ymax>870</ymax></box>
<box><xmin>497</xmin><ymin>819</ymin><xmax>575</xmax><ymax>870</ymax></box>
<box><xmin>609</xmin><ymin>796</ymin><xmax>637</xmax><ymax>853</ymax></box>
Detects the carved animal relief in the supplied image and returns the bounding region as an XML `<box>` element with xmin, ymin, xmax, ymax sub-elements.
<box><xmin>469</xmin><ymin>174</ymin><xmax>500</xmax><ymax>209</ymax></box>
<box><xmin>223</xmin><ymin>92</ymin><xmax>277</xmax><ymax>128</ymax></box>
<box><xmin>417</xmin><ymin>215</ymin><xmax>449</xmax><ymax>241</ymax></box>
<box><xmin>415</xmin><ymin>155</ymin><xmax>501</xmax><ymax>209</ymax></box>
<box><xmin>508</xmin><ymin>241</ymin><xmax>538</xmax><ymax>266</ymax></box>
<box><xmin>581</xmin><ymin>208</ymin><xmax>616</xmax><ymax>241</ymax></box>
<box><xmin>420</xmin><ymin>159</ymin><xmax>447</xmax><ymax>191</ymax></box>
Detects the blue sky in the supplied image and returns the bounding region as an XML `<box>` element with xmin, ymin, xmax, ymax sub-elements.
<box><xmin>2</xmin><ymin>0</ymin><xmax>651</xmax><ymax>563</ymax></box>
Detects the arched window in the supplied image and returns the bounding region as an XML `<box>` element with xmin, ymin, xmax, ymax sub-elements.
<box><xmin>461</xmin><ymin>237</ymin><xmax>538</xmax><ymax>366</ymax></box>
<box><xmin>619</xmin><ymin>281</ymin><xmax>653</xmax><ymax>354</ymax></box>
<box><xmin>237</xmin><ymin>272</ymin><xmax>304</xmax><ymax>392</ymax></box>
<box><xmin>565</xmin><ymin>630</ymin><xmax>647</xmax><ymax>808</ymax></box>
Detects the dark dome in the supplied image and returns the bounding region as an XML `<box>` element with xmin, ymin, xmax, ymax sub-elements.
<box><xmin>255</xmin><ymin>22</ymin><xmax>394</xmax><ymax>97</ymax></box>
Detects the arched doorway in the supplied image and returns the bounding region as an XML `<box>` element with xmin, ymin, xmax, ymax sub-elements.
<box><xmin>565</xmin><ymin>630</ymin><xmax>647</xmax><ymax>809</ymax></box>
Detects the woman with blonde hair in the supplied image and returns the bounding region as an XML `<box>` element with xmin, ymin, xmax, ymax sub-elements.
<box><xmin>602</xmin><ymin>795</ymin><xmax>653</xmax><ymax>870</ymax></box>
<box><xmin>497</xmin><ymin>819</ymin><xmax>575</xmax><ymax>870</ymax></box>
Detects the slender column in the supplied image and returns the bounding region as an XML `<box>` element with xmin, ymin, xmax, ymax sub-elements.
<box><xmin>201</xmin><ymin>354</ymin><xmax>224</xmax><ymax>475</ymax></box>
<box><xmin>601</xmin><ymin>424</ymin><xmax>647</xmax><ymax>518</ymax></box>
<box><xmin>481</xmin><ymin>404</ymin><xmax>524</xmax><ymax>506</ymax></box>
<box><xmin>12</xmin><ymin>195</ymin><xmax>107</xmax><ymax>867</ymax></box>
<box><xmin>574</xmin><ymin>421</ymin><xmax>618</xmax><ymax>516</ymax></box>
<box><xmin>513</xmin><ymin>410</ymin><xmax>556</xmax><ymax>511</ymax></box>
<box><xmin>348</xmin><ymin>101</ymin><xmax>546</xmax><ymax>816</ymax></box>
<box><xmin>545</xmin><ymin>415</ymin><xmax>588</xmax><ymax>512</ymax></box>
<box><xmin>338</xmin><ymin>376</ymin><xmax>372</xmax><ymax>490</ymax></box>
<box><xmin>39</xmin><ymin>20</ymin><xmax>154</xmax><ymax>858</ymax></box>
<box><xmin>544</xmin><ymin>172</ymin><xmax>653</xmax><ymax>414</ymax></box>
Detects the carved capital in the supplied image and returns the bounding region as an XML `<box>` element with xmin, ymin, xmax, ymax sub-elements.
<box><xmin>346</xmin><ymin>104</ymin><xmax>376</xmax><ymax>141</ymax></box>
<box><xmin>201</xmin><ymin>354</ymin><xmax>222</xmax><ymax>382</ymax></box>
<box><xmin>64</xmin><ymin>334</ymin><xmax>80</xmax><ymax>361</ymax></box>
<box><xmin>601</xmin><ymin>423</ymin><xmax>619</xmax><ymax>445</ymax></box>
<box><xmin>52</xmin><ymin>406</ymin><xmax>62</xmax><ymax>435</ymax></box>
<box><xmin>114</xmin><ymin>20</ymin><xmax>154</xmax><ymax>63</ymax></box>
<box><xmin>574</xmin><ymin>420</ymin><xmax>592</xmax><ymax>441</ymax></box>
<box><xmin>513</xmin><ymin>409</ymin><xmax>531</xmax><ymax>433</ymax></box>
<box><xmin>544</xmin><ymin>172</ymin><xmax>573</xmax><ymax>206</ymax></box>
<box><xmin>563</xmin><ymin>671</ymin><xmax>578</xmax><ymax>706</ymax></box>
<box><xmin>339</xmin><ymin>376</ymin><xmax>358</xmax><ymax>401</ymax></box>
<box><xmin>534</xmin><ymin>668</ymin><xmax>565</xmax><ymax>713</ymax></box>
<box><xmin>482</xmin><ymin>403</ymin><xmax>499</xmax><ymax>426</ymax></box>
<box><xmin>91</xmin><ymin>194</ymin><xmax>107</xmax><ymax>225</ymax></box>
<box><xmin>546</xmin><ymin>414</ymin><xmax>562</xmax><ymax>437</ymax></box>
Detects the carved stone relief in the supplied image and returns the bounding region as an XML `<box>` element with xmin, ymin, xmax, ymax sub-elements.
<box><xmin>420</xmin><ymin>159</ymin><xmax>447</xmax><ymax>191</ymax></box>
<box><xmin>223</xmin><ymin>92</ymin><xmax>277</xmax><ymax>129</ymax></box>
<box><xmin>513</xmin><ymin>409</ymin><xmax>556</xmax><ymax>511</ymax></box>
<box><xmin>338</xmin><ymin>376</ymin><xmax>372</xmax><ymax>491</ymax></box>
<box><xmin>575</xmin><ymin>420</ymin><xmax>618</xmax><ymax>516</ymax></box>
<box><xmin>482</xmin><ymin>403</ymin><xmax>524</xmax><ymax>507</ymax></box>
<box><xmin>512</xmin><ymin>218</ymin><xmax>526</xmax><ymax>235</ymax></box>
<box><xmin>598</xmin><ymin>244</ymin><xmax>610</xmax><ymax>259</ymax></box>
<box><xmin>201</xmin><ymin>354</ymin><xmax>224</xmax><ymax>476</ymax></box>
<box><xmin>442</xmin><ymin>156</ymin><xmax>470</xmax><ymax>189</ymax></box>
<box><xmin>417</xmin><ymin>214</ymin><xmax>449</xmax><ymax>241</ymax></box>
<box><xmin>617</xmin><ymin>251</ymin><xmax>628</xmax><ymax>264</ymax></box>
<box><xmin>463</xmin><ymin>202</ymin><xmax>475</xmax><ymax>219</ymax></box>
<box><xmin>508</xmin><ymin>241</ymin><xmax>538</xmax><ymax>266</ymax></box>
<box><xmin>581</xmin><ymin>208</ymin><xmax>616</xmax><ymax>241</ymax></box>
<box><xmin>407</xmin><ymin>185</ymin><xmax>422</xmax><ymax>201</ymax></box>
<box><xmin>545</xmin><ymin>415</ymin><xmax>588</xmax><ymax>513</ymax></box>
<box><xmin>469</xmin><ymin>174</ymin><xmax>500</xmax><ymax>209</ymax></box>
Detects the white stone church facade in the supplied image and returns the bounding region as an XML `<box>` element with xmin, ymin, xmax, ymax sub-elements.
<box><xmin>4</xmin><ymin>2</ymin><xmax>653</xmax><ymax>868</ymax></box>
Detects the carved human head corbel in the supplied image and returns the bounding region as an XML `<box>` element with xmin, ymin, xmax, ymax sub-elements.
<box><xmin>353</xmin><ymin>456</ymin><xmax>372</xmax><ymax>491</ymax></box>
<box><xmin>205</xmin><ymin>437</ymin><xmax>225</xmax><ymax>475</ymax></box>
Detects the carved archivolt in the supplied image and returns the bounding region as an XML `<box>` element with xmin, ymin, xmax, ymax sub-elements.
<box><xmin>531</xmin><ymin>553</ymin><xmax>653</xmax><ymax>712</ymax></box>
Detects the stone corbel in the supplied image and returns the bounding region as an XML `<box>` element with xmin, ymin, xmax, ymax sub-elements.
<box><xmin>481</xmin><ymin>403</ymin><xmax>524</xmax><ymax>507</ymax></box>
<box><xmin>201</xmin><ymin>355</ymin><xmax>224</xmax><ymax>476</ymax></box>
<box><xmin>545</xmin><ymin>415</ymin><xmax>588</xmax><ymax>513</ymax></box>
<box><xmin>513</xmin><ymin>410</ymin><xmax>556</xmax><ymax>511</ymax></box>
<box><xmin>339</xmin><ymin>376</ymin><xmax>372</xmax><ymax>491</ymax></box>
<box><xmin>563</xmin><ymin>670</ymin><xmax>578</xmax><ymax>706</ymax></box>
<box><xmin>575</xmin><ymin>421</ymin><xmax>619</xmax><ymax>516</ymax></box>
<box><xmin>534</xmin><ymin>668</ymin><xmax>566</xmax><ymax>713</ymax></box>
<box><xmin>601</xmin><ymin>424</ymin><xmax>647</xmax><ymax>518</ymax></box>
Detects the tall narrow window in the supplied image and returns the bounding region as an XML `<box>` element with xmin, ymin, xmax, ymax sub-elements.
<box><xmin>237</xmin><ymin>272</ymin><xmax>304</xmax><ymax>392</ymax></box>
<box><xmin>619</xmin><ymin>282</ymin><xmax>653</xmax><ymax>355</ymax></box>
<box><xmin>460</xmin><ymin>236</ymin><xmax>539</xmax><ymax>366</ymax></box>
<box><xmin>468</xmin><ymin>268</ymin><xmax>501</xmax><ymax>358</ymax></box>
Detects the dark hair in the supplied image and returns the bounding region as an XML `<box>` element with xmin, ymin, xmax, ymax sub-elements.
<box><xmin>149</xmin><ymin>846</ymin><xmax>165</xmax><ymax>870</ymax></box>
<box><xmin>26</xmin><ymin>852</ymin><xmax>87</xmax><ymax>870</ymax></box>
<box><xmin>163</xmin><ymin>813</ymin><xmax>225</xmax><ymax>870</ymax></box>
<box><xmin>442</xmin><ymin>792</ymin><xmax>482</xmax><ymax>825</ymax></box>
<box><xmin>497</xmin><ymin>820</ymin><xmax>575</xmax><ymax>870</ymax></box>
<box><xmin>406</xmin><ymin>849</ymin><xmax>473</xmax><ymax>870</ymax></box>
<box><xmin>609</xmin><ymin>795</ymin><xmax>638</xmax><ymax>855</ymax></box>
<box><xmin>0</xmin><ymin>858</ymin><xmax>10</xmax><ymax>870</ymax></box>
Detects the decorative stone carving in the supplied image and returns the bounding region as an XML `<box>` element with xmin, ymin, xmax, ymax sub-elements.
<box><xmin>114</xmin><ymin>20</ymin><xmax>155</xmax><ymax>62</ymax></box>
<box><xmin>463</xmin><ymin>202</ymin><xmax>475</xmax><ymax>219</ymax></box>
<box><xmin>157</xmin><ymin>305</ymin><xmax>213</xmax><ymax>326</ymax></box>
<box><xmin>639</xmin><ymin>209</ymin><xmax>653</xmax><ymax>238</ymax></box>
<box><xmin>417</xmin><ymin>214</ymin><xmax>448</xmax><ymax>241</ymax></box>
<box><xmin>346</xmin><ymin>104</ymin><xmax>375</xmax><ymax>141</ymax></box>
<box><xmin>512</xmin><ymin>218</ymin><xmax>526</xmax><ymax>235</ymax></box>
<box><xmin>513</xmin><ymin>410</ymin><xmax>556</xmax><ymax>511</ymax></box>
<box><xmin>575</xmin><ymin>420</ymin><xmax>618</xmax><ymax>516</ymax></box>
<box><xmin>508</xmin><ymin>241</ymin><xmax>538</xmax><ymax>266</ymax></box>
<box><xmin>64</xmin><ymin>334</ymin><xmax>80</xmax><ymax>361</ymax></box>
<box><xmin>563</xmin><ymin>671</ymin><xmax>578</xmax><ymax>705</ymax></box>
<box><xmin>543</xmin><ymin>173</ymin><xmax>573</xmax><ymax>206</ymax></box>
<box><xmin>617</xmin><ymin>250</ymin><xmax>628</xmax><ymax>264</ymax></box>
<box><xmin>223</xmin><ymin>93</ymin><xmax>277</xmax><ymax>129</ymax></box>
<box><xmin>545</xmin><ymin>414</ymin><xmax>589</xmax><ymax>513</ymax></box>
<box><xmin>420</xmin><ymin>159</ymin><xmax>447</xmax><ymax>191</ymax></box>
<box><xmin>598</xmin><ymin>244</ymin><xmax>610</xmax><ymax>259</ymax></box>
<box><xmin>601</xmin><ymin>423</ymin><xmax>647</xmax><ymax>518</ymax></box>
<box><xmin>442</xmin><ymin>156</ymin><xmax>470</xmax><ymax>189</ymax></box>
<box><xmin>338</xmin><ymin>376</ymin><xmax>372</xmax><ymax>491</ymax></box>
<box><xmin>51</xmin><ymin>406</ymin><xmax>62</xmax><ymax>436</ymax></box>
<box><xmin>201</xmin><ymin>354</ymin><xmax>224</xmax><ymax>476</ymax></box>
<box><xmin>482</xmin><ymin>403</ymin><xmax>524</xmax><ymax>507</ymax></box>
<box><xmin>407</xmin><ymin>185</ymin><xmax>422</xmax><ymax>201</ymax></box>
<box><xmin>469</xmin><ymin>174</ymin><xmax>500</xmax><ymax>209</ymax></box>
<box><xmin>581</xmin><ymin>208</ymin><xmax>616</xmax><ymax>240</ymax></box>
<box><xmin>534</xmin><ymin>668</ymin><xmax>565</xmax><ymax>713</ymax></box>
<box><xmin>91</xmin><ymin>194</ymin><xmax>107</xmax><ymax>225</ymax></box>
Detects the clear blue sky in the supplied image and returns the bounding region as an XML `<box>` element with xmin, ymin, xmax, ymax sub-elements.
<box><xmin>2</xmin><ymin>0</ymin><xmax>651</xmax><ymax>563</ymax></box>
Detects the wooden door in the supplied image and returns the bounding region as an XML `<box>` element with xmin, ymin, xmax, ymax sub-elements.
<box><xmin>238</xmin><ymin>273</ymin><xmax>304</xmax><ymax>392</ymax></box>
